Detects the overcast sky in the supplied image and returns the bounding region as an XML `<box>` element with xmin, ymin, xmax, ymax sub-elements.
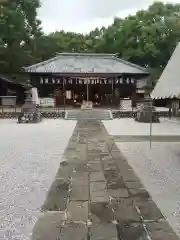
<box><xmin>38</xmin><ymin>0</ymin><xmax>179</xmax><ymax>34</ymax></box>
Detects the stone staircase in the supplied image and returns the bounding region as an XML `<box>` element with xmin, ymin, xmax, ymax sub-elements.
<box><xmin>65</xmin><ymin>109</ymin><xmax>113</xmax><ymax>120</ymax></box>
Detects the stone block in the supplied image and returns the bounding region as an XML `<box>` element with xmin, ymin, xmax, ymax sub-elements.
<box><xmin>91</xmin><ymin>190</ymin><xmax>109</xmax><ymax>203</ymax></box>
<box><xmin>90</xmin><ymin>223</ymin><xmax>117</xmax><ymax>240</ymax></box>
<box><xmin>31</xmin><ymin>212</ymin><xmax>65</xmax><ymax>240</ymax></box>
<box><xmin>113</xmin><ymin>198</ymin><xmax>141</xmax><ymax>222</ymax></box>
<box><xmin>108</xmin><ymin>188</ymin><xmax>129</xmax><ymax>198</ymax></box>
<box><xmin>71</xmin><ymin>185</ymin><xmax>89</xmax><ymax>201</ymax></box>
<box><xmin>146</xmin><ymin>220</ymin><xmax>179</xmax><ymax>240</ymax></box>
<box><xmin>104</xmin><ymin>169</ymin><xmax>126</xmax><ymax>189</ymax></box>
<box><xmin>90</xmin><ymin>202</ymin><xmax>113</xmax><ymax>223</ymax></box>
<box><xmin>90</xmin><ymin>172</ymin><xmax>105</xmax><ymax>182</ymax></box>
<box><xmin>87</xmin><ymin>162</ymin><xmax>102</xmax><ymax>172</ymax></box>
<box><xmin>121</xmin><ymin>170</ymin><xmax>140</xmax><ymax>182</ymax></box>
<box><xmin>59</xmin><ymin>222</ymin><xmax>87</xmax><ymax>240</ymax></box>
<box><xmin>136</xmin><ymin>198</ymin><xmax>164</xmax><ymax>221</ymax></box>
<box><xmin>116</xmin><ymin>222</ymin><xmax>146</xmax><ymax>240</ymax></box>
<box><xmin>90</xmin><ymin>182</ymin><xmax>107</xmax><ymax>192</ymax></box>
<box><xmin>41</xmin><ymin>179</ymin><xmax>69</xmax><ymax>211</ymax></box>
<box><xmin>67</xmin><ymin>201</ymin><xmax>88</xmax><ymax>222</ymax></box>
<box><xmin>72</xmin><ymin>172</ymin><xmax>89</xmax><ymax>186</ymax></box>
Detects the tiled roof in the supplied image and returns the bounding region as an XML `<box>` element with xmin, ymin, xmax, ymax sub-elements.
<box><xmin>151</xmin><ymin>43</ymin><xmax>180</xmax><ymax>99</ymax></box>
<box><xmin>24</xmin><ymin>53</ymin><xmax>149</xmax><ymax>75</ymax></box>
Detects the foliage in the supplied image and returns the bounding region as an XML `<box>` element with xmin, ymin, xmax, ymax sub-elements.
<box><xmin>1</xmin><ymin>1</ymin><xmax>180</xmax><ymax>88</ymax></box>
<box><xmin>0</xmin><ymin>0</ymin><xmax>41</xmax><ymax>72</ymax></box>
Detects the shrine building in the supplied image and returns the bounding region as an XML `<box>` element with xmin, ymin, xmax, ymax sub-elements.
<box><xmin>24</xmin><ymin>53</ymin><xmax>149</xmax><ymax>107</ymax></box>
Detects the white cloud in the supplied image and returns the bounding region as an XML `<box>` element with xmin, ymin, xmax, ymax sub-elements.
<box><xmin>38</xmin><ymin>0</ymin><xmax>180</xmax><ymax>33</ymax></box>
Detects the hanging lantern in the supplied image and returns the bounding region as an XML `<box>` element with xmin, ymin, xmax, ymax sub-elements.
<box><xmin>52</xmin><ymin>78</ymin><xmax>55</xmax><ymax>84</ymax></box>
<box><xmin>45</xmin><ymin>78</ymin><xmax>48</xmax><ymax>84</ymax></box>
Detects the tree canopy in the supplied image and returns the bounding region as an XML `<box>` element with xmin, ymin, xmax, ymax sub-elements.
<box><xmin>1</xmin><ymin>1</ymin><xmax>180</xmax><ymax>87</ymax></box>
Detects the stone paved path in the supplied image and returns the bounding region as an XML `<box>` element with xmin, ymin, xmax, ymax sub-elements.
<box><xmin>32</xmin><ymin>120</ymin><xmax>179</xmax><ymax>240</ymax></box>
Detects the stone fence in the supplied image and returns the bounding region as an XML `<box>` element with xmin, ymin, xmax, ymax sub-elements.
<box><xmin>0</xmin><ymin>110</ymin><xmax>171</xmax><ymax>119</ymax></box>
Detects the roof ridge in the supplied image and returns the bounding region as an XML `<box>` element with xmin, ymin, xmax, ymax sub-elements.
<box><xmin>56</xmin><ymin>52</ymin><xmax>116</xmax><ymax>57</ymax></box>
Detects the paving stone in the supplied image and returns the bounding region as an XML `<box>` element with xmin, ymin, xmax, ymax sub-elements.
<box><xmin>90</xmin><ymin>223</ymin><xmax>117</xmax><ymax>240</ymax></box>
<box><xmin>71</xmin><ymin>162</ymin><xmax>90</xmax><ymax>172</ymax></box>
<box><xmin>91</xmin><ymin>190</ymin><xmax>109</xmax><ymax>203</ymax></box>
<box><xmin>102</xmin><ymin>161</ymin><xmax>117</xmax><ymax>170</ymax></box>
<box><xmin>90</xmin><ymin>172</ymin><xmax>106</xmax><ymax>182</ymax></box>
<box><xmin>87</xmin><ymin>162</ymin><xmax>102</xmax><ymax>172</ymax></box>
<box><xmin>101</xmin><ymin>155</ymin><xmax>113</xmax><ymax>162</ymax></box>
<box><xmin>72</xmin><ymin>172</ymin><xmax>89</xmax><ymax>186</ymax></box>
<box><xmin>67</xmin><ymin>201</ymin><xmax>88</xmax><ymax>222</ymax></box>
<box><xmin>125</xmin><ymin>181</ymin><xmax>144</xmax><ymax>190</ymax></box>
<box><xmin>41</xmin><ymin>179</ymin><xmax>69</xmax><ymax>211</ymax></box>
<box><xmin>107</xmin><ymin>188</ymin><xmax>129</xmax><ymax>198</ymax></box>
<box><xmin>104</xmin><ymin>169</ymin><xmax>126</xmax><ymax>189</ymax></box>
<box><xmin>128</xmin><ymin>188</ymin><xmax>150</xmax><ymax>198</ymax></box>
<box><xmin>90</xmin><ymin>203</ymin><xmax>113</xmax><ymax>223</ymax></box>
<box><xmin>135</xmin><ymin>198</ymin><xmax>164</xmax><ymax>221</ymax></box>
<box><xmin>71</xmin><ymin>185</ymin><xmax>89</xmax><ymax>201</ymax></box>
<box><xmin>90</xmin><ymin>182</ymin><xmax>107</xmax><ymax>192</ymax></box>
<box><xmin>31</xmin><ymin>212</ymin><xmax>65</xmax><ymax>240</ymax></box>
<box><xmin>113</xmin><ymin>198</ymin><xmax>141</xmax><ymax>222</ymax></box>
<box><xmin>146</xmin><ymin>220</ymin><xmax>180</xmax><ymax>240</ymax></box>
<box><xmin>116</xmin><ymin>222</ymin><xmax>146</xmax><ymax>240</ymax></box>
<box><xmin>121</xmin><ymin>170</ymin><xmax>140</xmax><ymax>182</ymax></box>
<box><xmin>59</xmin><ymin>222</ymin><xmax>87</xmax><ymax>240</ymax></box>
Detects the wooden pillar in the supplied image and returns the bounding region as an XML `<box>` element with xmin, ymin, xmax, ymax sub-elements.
<box><xmin>87</xmin><ymin>79</ymin><xmax>89</xmax><ymax>102</ymax></box>
<box><xmin>63</xmin><ymin>78</ymin><xmax>66</xmax><ymax>107</ymax></box>
<box><xmin>131</xmin><ymin>91</ymin><xmax>137</xmax><ymax>108</ymax></box>
<box><xmin>111</xmin><ymin>78</ymin><xmax>114</xmax><ymax>105</ymax></box>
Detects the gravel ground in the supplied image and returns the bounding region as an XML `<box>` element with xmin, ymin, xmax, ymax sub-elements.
<box><xmin>0</xmin><ymin>119</ymin><xmax>76</xmax><ymax>240</ymax></box>
<box><xmin>116</xmin><ymin>141</ymin><xmax>180</xmax><ymax>237</ymax></box>
<box><xmin>103</xmin><ymin>118</ymin><xmax>180</xmax><ymax>136</ymax></box>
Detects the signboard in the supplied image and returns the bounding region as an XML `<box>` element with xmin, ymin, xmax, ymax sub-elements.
<box><xmin>40</xmin><ymin>98</ymin><xmax>55</xmax><ymax>107</ymax></box>
<box><xmin>39</xmin><ymin>77</ymin><xmax>135</xmax><ymax>85</ymax></box>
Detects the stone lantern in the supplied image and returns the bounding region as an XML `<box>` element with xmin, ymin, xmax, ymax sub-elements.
<box><xmin>17</xmin><ymin>80</ymin><xmax>42</xmax><ymax>123</ymax></box>
<box><xmin>135</xmin><ymin>94</ymin><xmax>160</xmax><ymax>123</ymax></box>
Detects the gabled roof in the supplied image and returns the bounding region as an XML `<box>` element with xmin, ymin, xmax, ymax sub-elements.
<box><xmin>23</xmin><ymin>53</ymin><xmax>149</xmax><ymax>75</ymax></box>
<box><xmin>151</xmin><ymin>43</ymin><xmax>180</xmax><ymax>99</ymax></box>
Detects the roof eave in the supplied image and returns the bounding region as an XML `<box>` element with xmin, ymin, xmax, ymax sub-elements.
<box><xmin>24</xmin><ymin>70</ymin><xmax>149</xmax><ymax>76</ymax></box>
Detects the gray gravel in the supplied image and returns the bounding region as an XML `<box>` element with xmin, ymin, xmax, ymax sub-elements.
<box><xmin>0</xmin><ymin>119</ymin><xmax>76</xmax><ymax>239</ymax></box>
<box><xmin>116</xmin><ymin>141</ymin><xmax>180</xmax><ymax>237</ymax></box>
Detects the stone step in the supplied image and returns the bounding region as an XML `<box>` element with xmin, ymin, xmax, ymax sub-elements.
<box><xmin>65</xmin><ymin>110</ymin><xmax>113</xmax><ymax>120</ymax></box>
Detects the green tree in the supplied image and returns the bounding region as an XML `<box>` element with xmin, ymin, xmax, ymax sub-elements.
<box><xmin>1</xmin><ymin>1</ymin><xmax>180</xmax><ymax>89</ymax></box>
<box><xmin>0</xmin><ymin>0</ymin><xmax>41</xmax><ymax>73</ymax></box>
